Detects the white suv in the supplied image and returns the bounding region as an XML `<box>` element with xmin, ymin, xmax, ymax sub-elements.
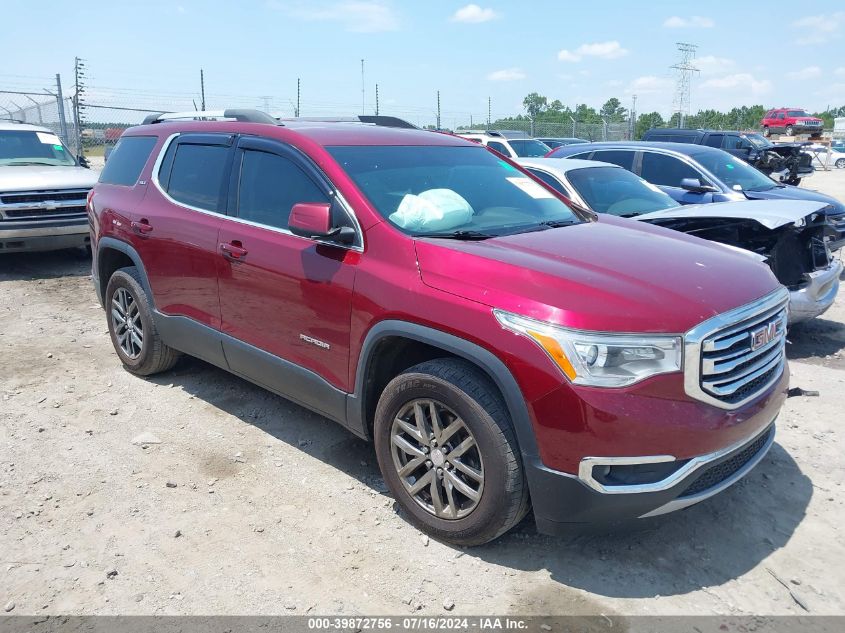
<box><xmin>454</xmin><ymin>130</ymin><xmax>551</xmax><ymax>159</ymax></box>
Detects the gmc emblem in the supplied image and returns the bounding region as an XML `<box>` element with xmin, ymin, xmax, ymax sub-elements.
<box><xmin>750</xmin><ymin>321</ymin><xmax>780</xmax><ymax>351</ymax></box>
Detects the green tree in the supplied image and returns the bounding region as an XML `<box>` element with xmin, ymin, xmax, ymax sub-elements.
<box><xmin>635</xmin><ymin>112</ymin><xmax>664</xmax><ymax>139</ymax></box>
<box><xmin>600</xmin><ymin>97</ymin><xmax>627</xmax><ymax>122</ymax></box>
<box><xmin>522</xmin><ymin>92</ymin><xmax>548</xmax><ymax>118</ymax></box>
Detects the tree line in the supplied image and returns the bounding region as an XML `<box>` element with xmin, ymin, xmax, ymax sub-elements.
<box><xmin>482</xmin><ymin>92</ymin><xmax>845</xmax><ymax>139</ymax></box>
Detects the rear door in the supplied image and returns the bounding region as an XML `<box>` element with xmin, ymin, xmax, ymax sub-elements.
<box><xmin>216</xmin><ymin>136</ymin><xmax>360</xmax><ymax>402</ymax></box>
<box><xmin>134</xmin><ymin>133</ymin><xmax>234</xmax><ymax>338</ymax></box>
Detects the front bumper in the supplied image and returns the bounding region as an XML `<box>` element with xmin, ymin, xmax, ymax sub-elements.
<box><xmin>788</xmin><ymin>259</ymin><xmax>843</xmax><ymax>323</ymax></box>
<box><xmin>0</xmin><ymin>219</ymin><xmax>90</xmax><ymax>253</ymax></box>
<box><xmin>528</xmin><ymin>421</ymin><xmax>776</xmax><ymax>535</ymax></box>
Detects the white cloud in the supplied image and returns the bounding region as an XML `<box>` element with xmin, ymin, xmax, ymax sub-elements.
<box><xmin>451</xmin><ymin>4</ymin><xmax>499</xmax><ymax>23</ymax></box>
<box><xmin>695</xmin><ymin>55</ymin><xmax>735</xmax><ymax>74</ymax></box>
<box><xmin>280</xmin><ymin>1</ymin><xmax>400</xmax><ymax>32</ymax></box>
<box><xmin>486</xmin><ymin>68</ymin><xmax>525</xmax><ymax>81</ymax></box>
<box><xmin>700</xmin><ymin>73</ymin><xmax>772</xmax><ymax>96</ymax></box>
<box><xmin>834</xmin><ymin>67</ymin><xmax>845</xmax><ymax>76</ymax></box>
<box><xmin>786</xmin><ymin>66</ymin><xmax>822</xmax><ymax>80</ymax></box>
<box><xmin>792</xmin><ymin>12</ymin><xmax>845</xmax><ymax>44</ymax></box>
<box><xmin>557</xmin><ymin>41</ymin><xmax>629</xmax><ymax>62</ymax></box>
<box><xmin>625</xmin><ymin>75</ymin><xmax>673</xmax><ymax>94</ymax></box>
<box><xmin>663</xmin><ymin>15</ymin><xmax>714</xmax><ymax>28</ymax></box>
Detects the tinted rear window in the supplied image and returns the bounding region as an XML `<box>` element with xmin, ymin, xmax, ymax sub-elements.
<box><xmin>166</xmin><ymin>144</ymin><xmax>230</xmax><ymax>212</ymax></box>
<box><xmin>98</xmin><ymin>136</ymin><xmax>157</xmax><ymax>186</ymax></box>
<box><xmin>590</xmin><ymin>150</ymin><xmax>635</xmax><ymax>171</ymax></box>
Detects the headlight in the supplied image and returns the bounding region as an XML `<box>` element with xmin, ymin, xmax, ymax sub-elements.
<box><xmin>494</xmin><ymin>310</ymin><xmax>682</xmax><ymax>387</ymax></box>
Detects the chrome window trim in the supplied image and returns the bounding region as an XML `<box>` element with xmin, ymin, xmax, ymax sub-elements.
<box><xmin>149</xmin><ymin>132</ymin><xmax>365</xmax><ymax>252</ymax></box>
<box><xmin>578</xmin><ymin>419</ymin><xmax>775</xmax><ymax>495</ymax></box>
<box><xmin>683</xmin><ymin>287</ymin><xmax>789</xmax><ymax>410</ymax></box>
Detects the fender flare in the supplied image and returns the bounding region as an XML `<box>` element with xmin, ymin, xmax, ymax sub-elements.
<box><xmin>346</xmin><ymin>320</ymin><xmax>539</xmax><ymax>457</ymax></box>
<box><xmin>95</xmin><ymin>237</ymin><xmax>155</xmax><ymax>307</ymax></box>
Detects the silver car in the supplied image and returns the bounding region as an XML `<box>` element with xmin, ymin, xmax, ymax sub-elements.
<box><xmin>519</xmin><ymin>157</ymin><xmax>843</xmax><ymax>324</ymax></box>
<box><xmin>0</xmin><ymin>121</ymin><xmax>98</xmax><ymax>252</ymax></box>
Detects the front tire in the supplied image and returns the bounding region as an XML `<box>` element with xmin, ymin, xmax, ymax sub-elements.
<box><xmin>374</xmin><ymin>358</ymin><xmax>529</xmax><ymax>546</ymax></box>
<box><xmin>762</xmin><ymin>126</ymin><xmax>770</xmax><ymax>137</ymax></box>
<box><xmin>836</xmin><ymin>158</ymin><xmax>845</xmax><ymax>169</ymax></box>
<box><xmin>785</xmin><ymin>125</ymin><xmax>794</xmax><ymax>136</ymax></box>
<box><xmin>105</xmin><ymin>266</ymin><xmax>180</xmax><ymax>376</ymax></box>
<box><xmin>786</xmin><ymin>177</ymin><xmax>802</xmax><ymax>186</ymax></box>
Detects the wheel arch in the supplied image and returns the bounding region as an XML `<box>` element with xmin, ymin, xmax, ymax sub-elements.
<box><xmin>95</xmin><ymin>238</ymin><xmax>154</xmax><ymax>308</ymax></box>
<box><xmin>346</xmin><ymin>320</ymin><xmax>539</xmax><ymax>458</ymax></box>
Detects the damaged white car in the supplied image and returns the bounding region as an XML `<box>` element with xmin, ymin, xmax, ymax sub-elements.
<box><xmin>519</xmin><ymin>158</ymin><xmax>843</xmax><ymax>324</ymax></box>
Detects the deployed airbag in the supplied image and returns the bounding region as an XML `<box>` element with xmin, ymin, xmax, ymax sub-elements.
<box><xmin>389</xmin><ymin>189</ymin><xmax>473</xmax><ymax>232</ymax></box>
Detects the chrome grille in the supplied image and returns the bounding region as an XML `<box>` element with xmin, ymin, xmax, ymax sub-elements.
<box><xmin>684</xmin><ymin>288</ymin><xmax>789</xmax><ymax>409</ymax></box>
<box><xmin>0</xmin><ymin>188</ymin><xmax>90</xmax><ymax>222</ymax></box>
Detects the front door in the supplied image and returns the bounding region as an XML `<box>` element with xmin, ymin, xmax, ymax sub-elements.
<box><xmin>216</xmin><ymin>137</ymin><xmax>359</xmax><ymax>411</ymax></box>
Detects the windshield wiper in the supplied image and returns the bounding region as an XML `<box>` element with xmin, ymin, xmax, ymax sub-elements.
<box><xmin>414</xmin><ymin>230</ymin><xmax>496</xmax><ymax>240</ymax></box>
<box><xmin>538</xmin><ymin>219</ymin><xmax>578</xmax><ymax>228</ymax></box>
<box><xmin>618</xmin><ymin>212</ymin><xmax>642</xmax><ymax>218</ymax></box>
<box><xmin>4</xmin><ymin>161</ymin><xmax>59</xmax><ymax>166</ymax></box>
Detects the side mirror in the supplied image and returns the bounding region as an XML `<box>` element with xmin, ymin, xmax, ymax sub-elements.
<box><xmin>680</xmin><ymin>177</ymin><xmax>717</xmax><ymax>193</ymax></box>
<box><xmin>289</xmin><ymin>202</ymin><xmax>355</xmax><ymax>245</ymax></box>
<box><xmin>77</xmin><ymin>155</ymin><xmax>90</xmax><ymax>169</ymax></box>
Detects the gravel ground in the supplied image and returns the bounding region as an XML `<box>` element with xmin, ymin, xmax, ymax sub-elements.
<box><xmin>1</xmin><ymin>170</ymin><xmax>844</xmax><ymax>617</ymax></box>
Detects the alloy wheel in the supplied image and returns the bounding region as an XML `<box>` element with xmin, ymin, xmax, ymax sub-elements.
<box><xmin>390</xmin><ymin>398</ymin><xmax>484</xmax><ymax>519</ymax></box>
<box><xmin>111</xmin><ymin>287</ymin><xmax>143</xmax><ymax>359</ymax></box>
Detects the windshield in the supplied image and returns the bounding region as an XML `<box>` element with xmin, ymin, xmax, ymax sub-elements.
<box><xmin>745</xmin><ymin>134</ymin><xmax>773</xmax><ymax>149</ymax></box>
<box><xmin>690</xmin><ymin>150</ymin><xmax>776</xmax><ymax>192</ymax></box>
<box><xmin>328</xmin><ymin>145</ymin><xmax>584</xmax><ymax>236</ymax></box>
<box><xmin>0</xmin><ymin>129</ymin><xmax>76</xmax><ymax>166</ymax></box>
<box><xmin>787</xmin><ymin>110</ymin><xmax>811</xmax><ymax>118</ymax></box>
<box><xmin>507</xmin><ymin>139</ymin><xmax>551</xmax><ymax>157</ymax></box>
<box><xmin>566</xmin><ymin>166</ymin><xmax>680</xmax><ymax>217</ymax></box>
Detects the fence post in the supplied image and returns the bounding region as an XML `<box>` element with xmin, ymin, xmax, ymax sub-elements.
<box><xmin>23</xmin><ymin>96</ymin><xmax>43</xmax><ymax>123</ymax></box>
<box><xmin>54</xmin><ymin>74</ymin><xmax>70</xmax><ymax>147</ymax></box>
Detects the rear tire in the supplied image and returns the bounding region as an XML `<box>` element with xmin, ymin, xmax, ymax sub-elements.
<box><xmin>105</xmin><ymin>266</ymin><xmax>180</xmax><ymax>376</ymax></box>
<box><xmin>836</xmin><ymin>158</ymin><xmax>845</xmax><ymax>169</ymax></box>
<box><xmin>374</xmin><ymin>358</ymin><xmax>529</xmax><ymax>546</ymax></box>
<box><xmin>762</xmin><ymin>126</ymin><xmax>770</xmax><ymax>137</ymax></box>
<box><xmin>785</xmin><ymin>125</ymin><xmax>794</xmax><ymax>136</ymax></box>
<box><xmin>786</xmin><ymin>177</ymin><xmax>801</xmax><ymax>186</ymax></box>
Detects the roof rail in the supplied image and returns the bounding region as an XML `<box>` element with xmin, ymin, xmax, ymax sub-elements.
<box><xmin>141</xmin><ymin>109</ymin><xmax>279</xmax><ymax>125</ymax></box>
<box><xmin>279</xmin><ymin>115</ymin><xmax>418</xmax><ymax>129</ymax></box>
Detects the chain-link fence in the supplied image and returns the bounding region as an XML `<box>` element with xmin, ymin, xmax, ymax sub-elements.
<box><xmin>0</xmin><ymin>90</ymin><xmax>74</xmax><ymax>149</ymax></box>
<box><xmin>486</xmin><ymin>118</ymin><xmax>631</xmax><ymax>142</ymax></box>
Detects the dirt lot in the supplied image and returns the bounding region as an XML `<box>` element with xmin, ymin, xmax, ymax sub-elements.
<box><xmin>1</xmin><ymin>171</ymin><xmax>845</xmax><ymax>617</ymax></box>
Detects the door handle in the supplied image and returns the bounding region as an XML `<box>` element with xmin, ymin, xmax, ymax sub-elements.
<box><xmin>131</xmin><ymin>219</ymin><xmax>153</xmax><ymax>235</ymax></box>
<box><xmin>220</xmin><ymin>241</ymin><xmax>248</xmax><ymax>260</ymax></box>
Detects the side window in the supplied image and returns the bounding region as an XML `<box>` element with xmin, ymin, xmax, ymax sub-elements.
<box><xmin>487</xmin><ymin>141</ymin><xmax>510</xmax><ymax>155</ymax></box>
<box><xmin>640</xmin><ymin>152</ymin><xmax>701</xmax><ymax>187</ymax></box>
<box><xmin>166</xmin><ymin>143</ymin><xmax>230</xmax><ymax>212</ymax></box>
<box><xmin>237</xmin><ymin>150</ymin><xmax>328</xmax><ymax>230</ymax></box>
<box><xmin>566</xmin><ymin>151</ymin><xmax>593</xmax><ymax>160</ymax></box>
<box><xmin>777</xmin><ymin>112</ymin><xmax>785</xmax><ymax>120</ymax></box>
<box><xmin>704</xmin><ymin>134</ymin><xmax>723</xmax><ymax>148</ymax></box>
<box><xmin>591</xmin><ymin>150</ymin><xmax>634</xmax><ymax>171</ymax></box>
<box><xmin>98</xmin><ymin>136</ymin><xmax>157</xmax><ymax>186</ymax></box>
<box><xmin>526</xmin><ymin>169</ymin><xmax>567</xmax><ymax>195</ymax></box>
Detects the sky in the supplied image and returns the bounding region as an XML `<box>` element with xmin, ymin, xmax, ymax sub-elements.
<box><xmin>3</xmin><ymin>0</ymin><xmax>845</xmax><ymax>128</ymax></box>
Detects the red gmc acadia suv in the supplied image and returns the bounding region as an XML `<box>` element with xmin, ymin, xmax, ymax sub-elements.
<box><xmin>89</xmin><ymin>110</ymin><xmax>789</xmax><ymax>545</ymax></box>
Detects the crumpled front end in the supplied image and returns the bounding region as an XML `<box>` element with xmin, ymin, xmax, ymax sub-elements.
<box><xmin>788</xmin><ymin>258</ymin><xmax>843</xmax><ymax>323</ymax></box>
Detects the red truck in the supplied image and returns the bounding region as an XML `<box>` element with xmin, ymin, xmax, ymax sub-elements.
<box><xmin>761</xmin><ymin>108</ymin><xmax>824</xmax><ymax>137</ymax></box>
<box><xmin>89</xmin><ymin>110</ymin><xmax>788</xmax><ymax>545</ymax></box>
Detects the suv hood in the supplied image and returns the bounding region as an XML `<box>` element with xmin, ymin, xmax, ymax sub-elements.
<box><xmin>0</xmin><ymin>165</ymin><xmax>99</xmax><ymax>192</ymax></box>
<box><xmin>415</xmin><ymin>215</ymin><xmax>779</xmax><ymax>334</ymax></box>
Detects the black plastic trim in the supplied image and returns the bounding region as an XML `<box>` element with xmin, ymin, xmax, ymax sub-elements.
<box><xmin>348</xmin><ymin>320</ymin><xmax>539</xmax><ymax>457</ymax></box>
<box><xmin>151</xmin><ymin>311</ymin><xmax>348</xmax><ymax>424</ymax></box>
<box><xmin>95</xmin><ymin>237</ymin><xmax>155</xmax><ymax>308</ymax></box>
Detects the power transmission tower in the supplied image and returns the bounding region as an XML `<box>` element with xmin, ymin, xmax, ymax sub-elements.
<box><xmin>375</xmin><ymin>84</ymin><xmax>379</xmax><ymax>116</ymax></box>
<box><xmin>296</xmin><ymin>78</ymin><xmax>300</xmax><ymax>117</ymax></box>
<box><xmin>361</xmin><ymin>59</ymin><xmax>365</xmax><ymax>115</ymax></box>
<box><xmin>487</xmin><ymin>97</ymin><xmax>491</xmax><ymax>127</ymax></box>
<box><xmin>260</xmin><ymin>96</ymin><xmax>271</xmax><ymax>112</ymax></box>
<box><xmin>200</xmin><ymin>69</ymin><xmax>206</xmax><ymax>110</ymax></box>
<box><xmin>73</xmin><ymin>57</ymin><xmax>86</xmax><ymax>155</ymax></box>
<box><xmin>436</xmin><ymin>90</ymin><xmax>441</xmax><ymax>130</ymax></box>
<box><xmin>670</xmin><ymin>42</ymin><xmax>699</xmax><ymax>129</ymax></box>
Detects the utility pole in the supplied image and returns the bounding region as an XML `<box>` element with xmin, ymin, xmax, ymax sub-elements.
<box><xmin>260</xmin><ymin>96</ymin><xmax>271</xmax><ymax>112</ymax></box>
<box><xmin>436</xmin><ymin>90</ymin><xmax>441</xmax><ymax>130</ymax></box>
<box><xmin>54</xmin><ymin>74</ymin><xmax>69</xmax><ymax>145</ymax></box>
<box><xmin>671</xmin><ymin>42</ymin><xmax>699</xmax><ymax>129</ymax></box>
<box><xmin>296</xmin><ymin>78</ymin><xmax>300</xmax><ymax>117</ymax></box>
<box><xmin>630</xmin><ymin>94</ymin><xmax>638</xmax><ymax>139</ymax></box>
<box><xmin>487</xmin><ymin>97</ymin><xmax>491</xmax><ymax>127</ymax></box>
<box><xmin>375</xmin><ymin>83</ymin><xmax>379</xmax><ymax>116</ymax></box>
<box><xmin>361</xmin><ymin>59</ymin><xmax>365</xmax><ymax>115</ymax></box>
<box><xmin>73</xmin><ymin>57</ymin><xmax>85</xmax><ymax>156</ymax></box>
<box><xmin>200</xmin><ymin>69</ymin><xmax>206</xmax><ymax>110</ymax></box>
